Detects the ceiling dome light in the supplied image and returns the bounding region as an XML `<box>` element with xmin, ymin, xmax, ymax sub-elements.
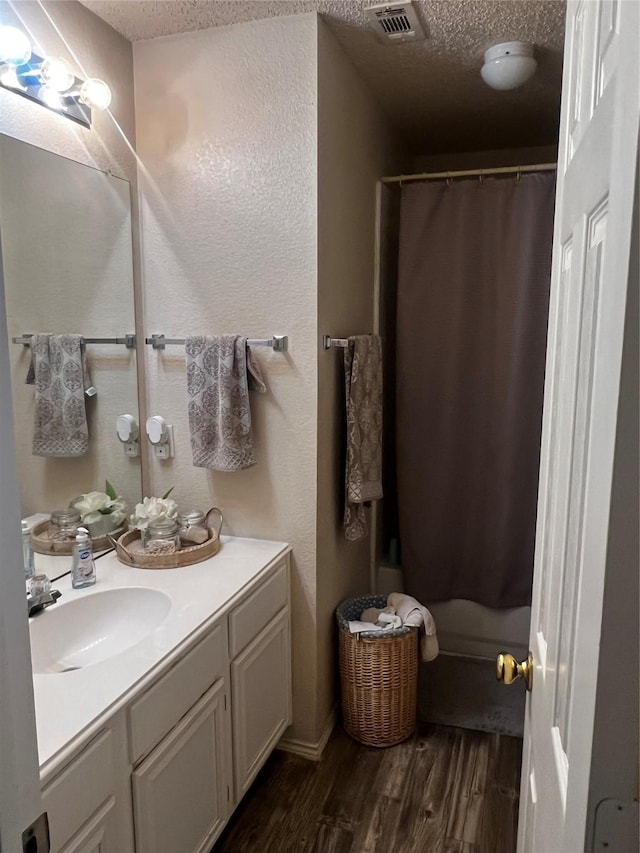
<box><xmin>0</xmin><ymin>25</ymin><xmax>32</xmax><ymax>66</ymax></box>
<box><xmin>40</xmin><ymin>57</ymin><xmax>74</xmax><ymax>92</ymax></box>
<box><xmin>79</xmin><ymin>77</ymin><xmax>111</xmax><ymax>111</ymax></box>
<box><xmin>481</xmin><ymin>41</ymin><xmax>537</xmax><ymax>91</ymax></box>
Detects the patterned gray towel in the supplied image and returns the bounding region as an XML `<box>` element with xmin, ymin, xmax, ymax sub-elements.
<box><xmin>28</xmin><ymin>334</ymin><xmax>92</xmax><ymax>457</ymax></box>
<box><xmin>186</xmin><ymin>336</ymin><xmax>267</xmax><ymax>471</ymax></box>
<box><xmin>344</xmin><ymin>335</ymin><xmax>383</xmax><ymax>541</ymax></box>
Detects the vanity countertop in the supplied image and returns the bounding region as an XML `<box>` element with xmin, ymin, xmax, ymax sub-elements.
<box><xmin>31</xmin><ymin>535</ymin><xmax>289</xmax><ymax>777</ymax></box>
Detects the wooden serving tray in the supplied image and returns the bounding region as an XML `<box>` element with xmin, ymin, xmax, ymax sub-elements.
<box><xmin>114</xmin><ymin>508</ymin><xmax>223</xmax><ymax>570</ymax></box>
<box><xmin>31</xmin><ymin>519</ymin><xmax>125</xmax><ymax>556</ymax></box>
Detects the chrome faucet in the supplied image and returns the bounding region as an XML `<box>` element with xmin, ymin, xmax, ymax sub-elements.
<box><xmin>27</xmin><ymin>587</ymin><xmax>61</xmax><ymax>617</ymax></box>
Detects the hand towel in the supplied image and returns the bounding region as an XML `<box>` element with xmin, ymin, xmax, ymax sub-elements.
<box><xmin>343</xmin><ymin>335</ymin><xmax>383</xmax><ymax>542</ymax></box>
<box><xmin>387</xmin><ymin>592</ymin><xmax>439</xmax><ymax>662</ymax></box>
<box><xmin>348</xmin><ymin>620</ymin><xmax>381</xmax><ymax>633</ymax></box>
<box><xmin>361</xmin><ymin>605</ymin><xmax>394</xmax><ymax>623</ymax></box>
<box><xmin>186</xmin><ymin>335</ymin><xmax>267</xmax><ymax>471</ymax></box>
<box><xmin>377</xmin><ymin>611</ymin><xmax>403</xmax><ymax>629</ymax></box>
<box><xmin>348</xmin><ymin>618</ymin><xmax>400</xmax><ymax>634</ymax></box>
<box><xmin>360</xmin><ymin>606</ymin><xmax>402</xmax><ymax>630</ymax></box>
<box><xmin>29</xmin><ymin>334</ymin><xmax>91</xmax><ymax>457</ymax></box>
<box><xmin>26</xmin><ymin>340</ymin><xmax>96</xmax><ymax>397</ymax></box>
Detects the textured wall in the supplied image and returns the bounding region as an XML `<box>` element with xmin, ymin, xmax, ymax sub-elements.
<box><xmin>0</xmin><ymin>0</ymin><xmax>143</xmax><ymax>512</ymax></box>
<box><xmin>315</xmin><ymin>19</ymin><xmax>403</xmax><ymax>741</ymax></box>
<box><xmin>133</xmin><ymin>14</ymin><xmax>320</xmax><ymax>743</ymax></box>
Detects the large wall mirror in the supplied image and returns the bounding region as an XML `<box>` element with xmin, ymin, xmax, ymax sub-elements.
<box><xmin>0</xmin><ymin>135</ymin><xmax>141</xmax><ymax>530</ymax></box>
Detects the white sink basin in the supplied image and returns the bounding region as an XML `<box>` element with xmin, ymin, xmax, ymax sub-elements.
<box><xmin>30</xmin><ymin>587</ymin><xmax>171</xmax><ymax>674</ymax></box>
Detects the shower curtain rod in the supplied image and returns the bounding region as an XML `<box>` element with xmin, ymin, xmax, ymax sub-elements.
<box><xmin>381</xmin><ymin>162</ymin><xmax>557</xmax><ymax>184</ymax></box>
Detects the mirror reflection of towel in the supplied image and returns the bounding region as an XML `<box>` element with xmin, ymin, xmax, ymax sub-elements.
<box><xmin>27</xmin><ymin>334</ymin><xmax>91</xmax><ymax>457</ymax></box>
<box><xmin>343</xmin><ymin>335</ymin><xmax>383</xmax><ymax>541</ymax></box>
<box><xmin>186</xmin><ymin>335</ymin><xmax>267</xmax><ymax>471</ymax></box>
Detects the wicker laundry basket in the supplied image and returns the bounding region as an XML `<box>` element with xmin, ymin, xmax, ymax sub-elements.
<box><xmin>336</xmin><ymin>595</ymin><xmax>418</xmax><ymax>748</ymax></box>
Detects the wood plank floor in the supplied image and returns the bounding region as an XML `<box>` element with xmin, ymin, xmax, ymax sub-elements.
<box><xmin>212</xmin><ymin>723</ymin><xmax>522</xmax><ymax>853</ymax></box>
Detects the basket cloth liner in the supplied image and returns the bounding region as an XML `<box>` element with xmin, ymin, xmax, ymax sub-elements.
<box><xmin>335</xmin><ymin>594</ymin><xmax>415</xmax><ymax>639</ymax></box>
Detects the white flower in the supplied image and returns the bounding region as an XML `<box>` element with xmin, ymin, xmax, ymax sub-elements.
<box><xmin>130</xmin><ymin>496</ymin><xmax>178</xmax><ymax>531</ymax></box>
<box><xmin>82</xmin><ymin>505</ymin><xmax>127</xmax><ymax>526</ymax></box>
<box><xmin>74</xmin><ymin>491</ymin><xmax>113</xmax><ymax>517</ymax></box>
<box><xmin>74</xmin><ymin>491</ymin><xmax>127</xmax><ymax>526</ymax></box>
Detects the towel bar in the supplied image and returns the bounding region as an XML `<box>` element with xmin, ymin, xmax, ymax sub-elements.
<box><xmin>146</xmin><ymin>334</ymin><xmax>288</xmax><ymax>352</ymax></box>
<box><xmin>12</xmin><ymin>334</ymin><xmax>136</xmax><ymax>349</ymax></box>
<box><xmin>323</xmin><ymin>336</ymin><xmax>350</xmax><ymax>349</ymax></box>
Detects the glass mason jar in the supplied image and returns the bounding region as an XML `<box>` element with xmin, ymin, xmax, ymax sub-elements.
<box><xmin>178</xmin><ymin>509</ymin><xmax>207</xmax><ymax>538</ymax></box>
<box><xmin>144</xmin><ymin>517</ymin><xmax>180</xmax><ymax>555</ymax></box>
<box><xmin>49</xmin><ymin>508</ymin><xmax>81</xmax><ymax>541</ymax></box>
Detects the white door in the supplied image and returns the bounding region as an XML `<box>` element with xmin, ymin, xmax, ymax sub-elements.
<box><xmin>517</xmin><ymin>1</ymin><xmax>640</xmax><ymax>851</ymax></box>
<box><xmin>0</xmin><ymin>245</ymin><xmax>43</xmax><ymax>848</ymax></box>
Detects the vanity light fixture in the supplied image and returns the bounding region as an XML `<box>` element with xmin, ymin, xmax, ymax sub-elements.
<box><xmin>480</xmin><ymin>42</ymin><xmax>537</xmax><ymax>91</ymax></box>
<box><xmin>0</xmin><ymin>24</ymin><xmax>111</xmax><ymax>128</ymax></box>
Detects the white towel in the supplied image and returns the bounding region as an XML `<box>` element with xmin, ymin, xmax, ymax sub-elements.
<box><xmin>387</xmin><ymin>592</ymin><xmax>439</xmax><ymax>662</ymax></box>
<box><xmin>377</xmin><ymin>612</ymin><xmax>402</xmax><ymax>629</ymax></box>
<box><xmin>361</xmin><ymin>605</ymin><xmax>394</xmax><ymax>623</ymax></box>
<box><xmin>348</xmin><ymin>618</ymin><xmax>400</xmax><ymax>634</ymax></box>
<box><xmin>358</xmin><ymin>605</ymin><xmax>402</xmax><ymax>630</ymax></box>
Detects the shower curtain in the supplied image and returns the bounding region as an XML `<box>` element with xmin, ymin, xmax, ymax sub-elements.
<box><xmin>396</xmin><ymin>173</ymin><xmax>555</xmax><ymax>608</ymax></box>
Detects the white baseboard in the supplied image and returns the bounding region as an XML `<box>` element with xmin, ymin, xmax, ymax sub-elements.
<box><xmin>277</xmin><ymin>706</ymin><xmax>337</xmax><ymax>762</ymax></box>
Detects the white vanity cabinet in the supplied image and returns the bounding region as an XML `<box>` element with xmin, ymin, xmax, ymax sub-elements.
<box><xmin>41</xmin><ymin>712</ymin><xmax>135</xmax><ymax>853</ymax></box>
<box><xmin>228</xmin><ymin>560</ymin><xmax>292</xmax><ymax>801</ymax></box>
<box><xmin>38</xmin><ymin>547</ymin><xmax>291</xmax><ymax>853</ymax></box>
<box><xmin>128</xmin><ymin>621</ymin><xmax>231</xmax><ymax>853</ymax></box>
<box><xmin>132</xmin><ymin>679</ymin><xmax>229</xmax><ymax>853</ymax></box>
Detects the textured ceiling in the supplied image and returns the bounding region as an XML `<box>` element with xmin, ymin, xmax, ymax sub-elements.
<box><xmin>80</xmin><ymin>1</ymin><xmax>566</xmax><ymax>154</ymax></box>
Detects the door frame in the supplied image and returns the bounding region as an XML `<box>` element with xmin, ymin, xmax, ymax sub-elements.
<box><xmin>0</xmin><ymin>236</ymin><xmax>43</xmax><ymax>849</ymax></box>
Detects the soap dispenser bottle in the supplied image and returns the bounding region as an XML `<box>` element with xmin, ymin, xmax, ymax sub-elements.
<box><xmin>22</xmin><ymin>519</ymin><xmax>35</xmax><ymax>582</ymax></box>
<box><xmin>72</xmin><ymin>527</ymin><xmax>96</xmax><ymax>589</ymax></box>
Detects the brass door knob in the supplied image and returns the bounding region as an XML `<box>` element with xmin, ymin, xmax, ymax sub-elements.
<box><xmin>496</xmin><ymin>651</ymin><xmax>533</xmax><ymax>692</ymax></box>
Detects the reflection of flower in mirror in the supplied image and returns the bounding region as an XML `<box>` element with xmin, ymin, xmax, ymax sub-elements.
<box><xmin>130</xmin><ymin>491</ymin><xmax>177</xmax><ymax>531</ymax></box>
<box><xmin>73</xmin><ymin>480</ymin><xmax>127</xmax><ymax>526</ymax></box>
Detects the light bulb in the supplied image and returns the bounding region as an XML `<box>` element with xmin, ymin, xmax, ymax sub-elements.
<box><xmin>38</xmin><ymin>85</ymin><xmax>66</xmax><ymax>111</ymax></box>
<box><xmin>40</xmin><ymin>56</ymin><xmax>74</xmax><ymax>92</ymax></box>
<box><xmin>0</xmin><ymin>25</ymin><xmax>32</xmax><ymax>66</ymax></box>
<box><xmin>79</xmin><ymin>77</ymin><xmax>111</xmax><ymax>111</ymax></box>
<box><xmin>0</xmin><ymin>65</ymin><xmax>26</xmax><ymax>90</ymax></box>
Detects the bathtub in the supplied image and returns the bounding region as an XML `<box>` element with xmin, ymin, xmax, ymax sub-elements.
<box><xmin>377</xmin><ymin>565</ymin><xmax>530</xmax><ymax>660</ymax></box>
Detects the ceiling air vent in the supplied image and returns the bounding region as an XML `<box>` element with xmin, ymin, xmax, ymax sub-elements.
<box><xmin>365</xmin><ymin>2</ymin><xmax>426</xmax><ymax>44</ymax></box>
